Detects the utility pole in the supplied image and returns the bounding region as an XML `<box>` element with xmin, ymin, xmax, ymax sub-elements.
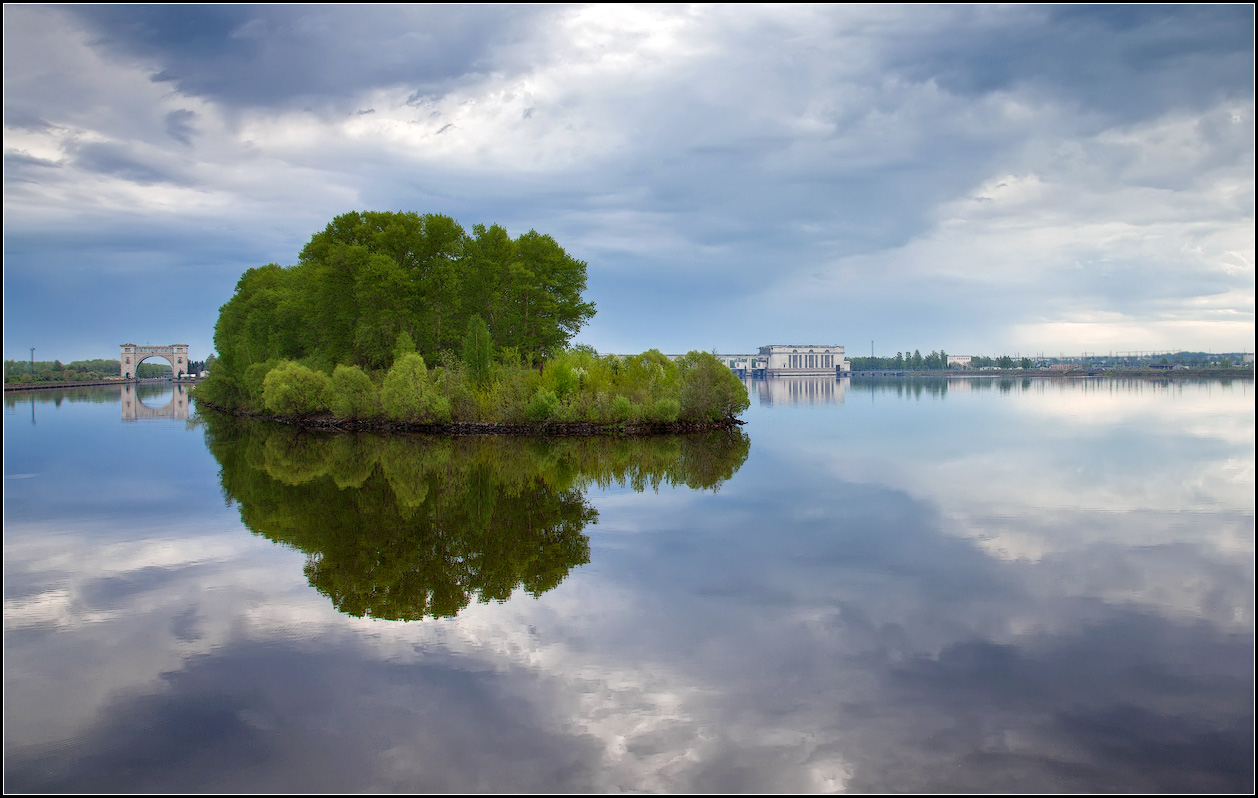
<box><xmin>29</xmin><ymin>347</ymin><xmax>35</xmax><ymax>375</ymax></box>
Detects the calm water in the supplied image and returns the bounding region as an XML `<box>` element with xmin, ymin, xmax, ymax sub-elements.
<box><xmin>4</xmin><ymin>377</ymin><xmax>1254</xmax><ymax>792</ymax></box>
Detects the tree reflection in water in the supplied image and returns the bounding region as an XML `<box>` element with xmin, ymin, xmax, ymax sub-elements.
<box><xmin>202</xmin><ymin>412</ymin><xmax>749</xmax><ymax>621</ymax></box>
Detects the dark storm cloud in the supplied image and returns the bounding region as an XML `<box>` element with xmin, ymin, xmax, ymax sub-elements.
<box><xmin>164</xmin><ymin>108</ymin><xmax>197</xmax><ymax>144</ymax></box>
<box><xmin>886</xmin><ymin>5</ymin><xmax>1254</xmax><ymax>124</ymax></box>
<box><xmin>65</xmin><ymin>139</ymin><xmax>186</xmax><ymax>185</ymax></box>
<box><xmin>3</xmin><ymin>108</ymin><xmax>54</xmax><ymax>131</ymax></box>
<box><xmin>66</xmin><ymin>4</ymin><xmax>553</xmax><ymax>109</ymax></box>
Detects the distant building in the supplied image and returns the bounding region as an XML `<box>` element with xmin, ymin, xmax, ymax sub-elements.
<box><xmin>758</xmin><ymin>344</ymin><xmax>848</xmax><ymax>375</ymax></box>
<box><xmin>947</xmin><ymin>355</ymin><xmax>972</xmax><ymax>369</ymax></box>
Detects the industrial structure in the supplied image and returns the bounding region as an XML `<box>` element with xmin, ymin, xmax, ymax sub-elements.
<box><xmin>711</xmin><ymin>345</ymin><xmax>849</xmax><ymax>377</ymax></box>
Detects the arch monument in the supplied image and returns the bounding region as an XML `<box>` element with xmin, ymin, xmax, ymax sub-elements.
<box><xmin>120</xmin><ymin>343</ymin><xmax>189</xmax><ymax>380</ymax></box>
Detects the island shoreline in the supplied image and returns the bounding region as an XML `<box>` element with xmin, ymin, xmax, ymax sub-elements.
<box><xmin>193</xmin><ymin>398</ymin><xmax>746</xmax><ymax>437</ymax></box>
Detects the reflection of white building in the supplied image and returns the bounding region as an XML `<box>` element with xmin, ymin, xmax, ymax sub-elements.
<box><xmin>751</xmin><ymin>374</ymin><xmax>847</xmax><ymax>406</ymax></box>
<box><xmin>758</xmin><ymin>344</ymin><xmax>848</xmax><ymax>375</ymax></box>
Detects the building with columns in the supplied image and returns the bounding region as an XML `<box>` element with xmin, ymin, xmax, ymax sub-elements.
<box><xmin>758</xmin><ymin>344</ymin><xmax>848</xmax><ymax>375</ymax></box>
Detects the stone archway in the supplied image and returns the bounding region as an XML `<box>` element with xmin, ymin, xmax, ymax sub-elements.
<box><xmin>120</xmin><ymin>343</ymin><xmax>189</xmax><ymax>380</ymax></box>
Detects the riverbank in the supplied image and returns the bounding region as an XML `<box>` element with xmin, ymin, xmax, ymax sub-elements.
<box><xmin>1</xmin><ymin>378</ymin><xmax>185</xmax><ymax>392</ymax></box>
<box><xmin>195</xmin><ymin>399</ymin><xmax>745</xmax><ymax>437</ymax></box>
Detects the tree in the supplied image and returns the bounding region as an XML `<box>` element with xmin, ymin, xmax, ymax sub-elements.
<box><xmin>461</xmin><ymin>314</ymin><xmax>494</xmax><ymax>384</ymax></box>
<box><xmin>209</xmin><ymin>211</ymin><xmax>597</xmax><ymax>403</ymax></box>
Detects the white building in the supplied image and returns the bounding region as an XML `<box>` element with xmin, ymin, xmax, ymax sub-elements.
<box><xmin>758</xmin><ymin>344</ymin><xmax>848</xmax><ymax>375</ymax></box>
<box><xmin>947</xmin><ymin>355</ymin><xmax>972</xmax><ymax>369</ymax></box>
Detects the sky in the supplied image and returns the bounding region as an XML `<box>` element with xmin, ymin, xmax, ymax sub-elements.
<box><xmin>3</xmin><ymin>4</ymin><xmax>1254</xmax><ymax>364</ymax></box>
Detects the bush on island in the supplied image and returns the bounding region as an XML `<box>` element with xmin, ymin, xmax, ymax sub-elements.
<box><xmin>647</xmin><ymin>397</ymin><xmax>681</xmax><ymax>423</ymax></box>
<box><xmin>526</xmin><ymin>387</ymin><xmax>560</xmax><ymax>421</ymax></box>
<box><xmin>678</xmin><ymin>351</ymin><xmax>751</xmax><ymax>422</ymax></box>
<box><xmin>263</xmin><ymin>361</ymin><xmax>330</xmax><ymax>417</ymax></box>
<box><xmin>610</xmin><ymin>394</ymin><xmax>636</xmax><ymax>421</ymax></box>
<box><xmin>329</xmin><ymin>364</ymin><xmax>380</xmax><ymax>420</ymax></box>
<box><xmin>381</xmin><ymin>353</ymin><xmax>451</xmax><ymax>423</ymax></box>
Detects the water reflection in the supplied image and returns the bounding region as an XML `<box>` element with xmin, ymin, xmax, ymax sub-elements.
<box><xmin>201</xmin><ymin>412</ymin><xmax>750</xmax><ymax>620</ymax></box>
<box><xmin>4</xmin><ymin>383</ymin><xmax>194</xmax><ymax>427</ymax></box>
<box><xmin>4</xmin><ymin>380</ymin><xmax>1250</xmax><ymax>792</ymax></box>
<box><xmin>121</xmin><ymin>383</ymin><xmax>191</xmax><ymax>421</ymax></box>
<box><xmin>748</xmin><ymin>375</ymin><xmax>848</xmax><ymax>406</ymax></box>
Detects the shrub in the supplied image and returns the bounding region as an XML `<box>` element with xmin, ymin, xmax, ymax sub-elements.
<box><xmin>647</xmin><ymin>397</ymin><xmax>680</xmax><ymax>423</ymax></box>
<box><xmin>243</xmin><ymin>359</ymin><xmax>279</xmax><ymax>410</ymax></box>
<box><xmin>610</xmin><ymin>394</ymin><xmax>636</xmax><ymax>421</ymax></box>
<box><xmin>548</xmin><ymin>361</ymin><xmax>578</xmax><ymax>399</ymax></box>
<box><xmin>329</xmin><ymin>364</ymin><xmax>380</xmax><ymax>419</ymax></box>
<box><xmin>382</xmin><ymin>353</ymin><xmax>451</xmax><ymax>423</ymax></box>
<box><xmin>526</xmin><ymin>387</ymin><xmax>560</xmax><ymax>421</ymax></box>
<box><xmin>263</xmin><ymin>361</ymin><xmax>330</xmax><ymax>416</ymax></box>
<box><xmin>678</xmin><ymin>351</ymin><xmax>750</xmax><ymax>422</ymax></box>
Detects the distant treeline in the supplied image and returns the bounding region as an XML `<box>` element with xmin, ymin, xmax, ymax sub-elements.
<box><xmin>198</xmin><ymin>210</ymin><xmax>750</xmax><ymax>427</ymax></box>
<box><xmin>849</xmin><ymin>350</ymin><xmax>971</xmax><ymax>370</ymax></box>
<box><xmin>849</xmin><ymin>350</ymin><xmax>1248</xmax><ymax>371</ymax></box>
<box><xmin>5</xmin><ymin>358</ymin><xmax>209</xmax><ymax>384</ymax></box>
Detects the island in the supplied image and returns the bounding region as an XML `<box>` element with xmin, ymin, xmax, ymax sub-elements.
<box><xmin>194</xmin><ymin>211</ymin><xmax>750</xmax><ymax>433</ymax></box>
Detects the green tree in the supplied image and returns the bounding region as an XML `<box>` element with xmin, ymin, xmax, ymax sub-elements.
<box><xmin>209</xmin><ymin>211</ymin><xmax>598</xmax><ymax>404</ymax></box>
<box><xmin>461</xmin><ymin>314</ymin><xmax>494</xmax><ymax>384</ymax></box>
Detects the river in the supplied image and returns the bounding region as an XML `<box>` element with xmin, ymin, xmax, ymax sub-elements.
<box><xmin>3</xmin><ymin>376</ymin><xmax>1253</xmax><ymax>792</ymax></box>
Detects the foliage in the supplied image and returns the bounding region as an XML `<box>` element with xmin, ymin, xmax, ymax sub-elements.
<box><xmin>262</xmin><ymin>361</ymin><xmax>330</xmax><ymax>416</ymax></box>
<box><xmin>461</xmin><ymin>314</ymin><xmax>494</xmax><ymax>384</ymax></box>
<box><xmin>526</xmin><ymin>387</ymin><xmax>560</xmax><ymax>421</ymax></box>
<box><xmin>677</xmin><ymin>351</ymin><xmax>752</xmax><ymax>422</ymax></box>
<box><xmin>381</xmin><ymin>353</ymin><xmax>451</xmax><ymax>423</ymax></box>
<box><xmin>329</xmin><ymin>364</ymin><xmax>380</xmax><ymax>420</ymax></box>
<box><xmin>209</xmin><ymin>211</ymin><xmax>595</xmax><ymax>404</ymax></box>
<box><xmin>201</xmin><ymin>211</ymin><xmax>759</xmax><ymax>426</ymax></box>
<box><xmin>4</xmin><ymin>358</ymin><xmax>125</xmax><ymax>383</ymax></box>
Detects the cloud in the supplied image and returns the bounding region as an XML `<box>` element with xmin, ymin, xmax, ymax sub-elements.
<box><xmin>2</xmin><ymin>4</ymin><xmax>1253</xmax><ymax>360</ymax></box>
<box><xmin>65</xmin><ymin>5</ymin><xmax>555</xmax><ymax>110</ymax></box>
<box><xmin>164</xmin><ymin>109</ymin><xmax>197</xmax><ymax>144</ymax></box>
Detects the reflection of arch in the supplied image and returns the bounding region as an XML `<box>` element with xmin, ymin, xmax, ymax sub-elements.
<box><xmin>120</xmin><ymin>343</ymin><xmax>189</xmax><ymax>380</ymax></box>
<box><xmin>120</xmin><ymin>383</ymin><xmax>191</xmax><ymax>421</ymax></box>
